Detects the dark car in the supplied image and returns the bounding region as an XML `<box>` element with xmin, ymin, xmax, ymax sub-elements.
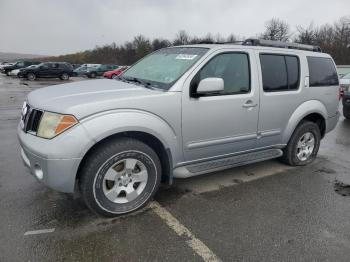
<box><xmin>18</xmin><ymin>62</ymin><xmax>73</xmax><ymax>81</ymax></box>
<box><xmin>84</xmin><ymin>64</ymin><xmax>118</xmax><ymax>78</ymax></box>
<box><xmin>340</xmin><ymin>73</ymin><xmax>350</xmax><ymax>119</ymax></box>
<box><xmin>343</xmin><ymin>92</ymin><xmax>350</xmax><ymax>119</ymax></box>
<box><xmin>1</xmin><ymin>61</ymin><xmax>41</xmax><ymax>76</ymax></box>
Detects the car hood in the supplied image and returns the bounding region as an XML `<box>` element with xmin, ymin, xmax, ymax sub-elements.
<box><xmin>27</xmin><ymin>79</ymin><xmax>166</xmax><ymax>119</ymax></box>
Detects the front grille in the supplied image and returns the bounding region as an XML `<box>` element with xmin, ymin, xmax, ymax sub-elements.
<box><xmin>22</xmin><ymin>105</ymin><xmax>43</xmax><ymax>134</ymax></box>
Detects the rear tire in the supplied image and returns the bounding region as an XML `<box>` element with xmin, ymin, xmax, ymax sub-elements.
<box><xmin>5</xmin><ymin>71</ymin><xmax>10</xmax><ymax>76</ymax></box>
<box><xmin>26</xmin><ymin>73</ymin><xmax>36</xmax><ymax>81</ymax></box>
<box><xmin>280</xmin><ymin>121</ymin><xmax>321</xmax><ymax>166</ymax></box>
<box><xmin>60</xmin><ymin>73</ymin><xmax>69</xmax><ymax>81</ymax></box>
<box><xmin>79</xmin><ymin>138</ymin><xmax>162</xmax><ymax>217</ymax></box>
<box><xmin>90</xmin><ymin>72</ymin><xmax>97</xmax><ymax>78</ymax></box>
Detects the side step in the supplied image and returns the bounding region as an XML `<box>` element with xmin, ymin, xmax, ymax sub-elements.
<box><xmin>173</xmin><ymin>149</ymin><xmax>283</xmax><ymax>178</ymax></box>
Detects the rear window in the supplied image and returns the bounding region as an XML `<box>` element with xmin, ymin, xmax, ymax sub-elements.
<box><xmin>307</xmin><ymin>57</ymin><xmax>339</xmax><ymax>87</ymax></box>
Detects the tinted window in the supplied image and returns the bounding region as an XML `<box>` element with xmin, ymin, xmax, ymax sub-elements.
<box><xmin>307</xmin><ymin>57</ymin><xmax>339</xmax><ymax>86</ymax></box>
<box><xmin>193</xmin><ymin>52</ymin><xmax>250</xmax><ymax>95</ymax></box>
<box><xmin>260</xmin><ymin>55</ymin><xmax>287</xmax><ymax>91</ymax></box>
<box><xmin>286</xmin><ymin>56</ymin><xmax>299</xmax><ymax>90</ymax></box>
<box><xmin>41</xmin><ymin>63</ymin><xmax>49</xmax><ymax>69</ymax></box>
<box><xmin>58</xmin><ymin>63</ymin><xmax>69</xmax><ymax>69</ymax></box>
<box><xmin>260</xmin><ymin>54</ymin><xmax>300</xmax><ymax>92</ymax></box>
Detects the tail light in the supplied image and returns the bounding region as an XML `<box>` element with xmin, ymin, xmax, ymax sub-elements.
<box><xmin>339</xmin><ymin>85</ymin><xmax>349</xmax><ymax>100</ymax></box>
<box><xmin>339</xmin><ymin>87</ymin><xmax>344</xmax><ymax>100</ymax></box>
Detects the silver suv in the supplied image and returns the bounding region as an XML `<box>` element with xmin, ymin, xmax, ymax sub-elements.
<box><xmin>18</xmin><ymin>39</ymin><xmax>340</xmax><ymax>216</ymax></box>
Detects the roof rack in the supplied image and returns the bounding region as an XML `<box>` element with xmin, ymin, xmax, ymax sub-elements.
<box><xmin>197</xmin><ymin>40</ymin><xmax>243</xmax><ymax>45</ymax></box>
<box><xmin>242</xmin><ymin>38</ymin><xmax>322</xmax><ymax>52</ymax></box>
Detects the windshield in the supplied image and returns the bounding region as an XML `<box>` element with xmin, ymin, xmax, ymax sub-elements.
<box><xmin>342</xmin><ymin>72</ymin><xmax>350</xmax><ymax>79</ymax></box>
<box><xmin>122</xmin><ymin>47</ymin><xmax>208</xmax><ymax>90</ymax></box>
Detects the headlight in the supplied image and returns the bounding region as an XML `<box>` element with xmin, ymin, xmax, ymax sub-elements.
<box><xmin>37</xmin><ymin>112</ymin><xmax>78</xmax><ymax>139</ymax></box>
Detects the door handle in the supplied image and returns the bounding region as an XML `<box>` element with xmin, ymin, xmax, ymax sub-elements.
<box><xmin>242</xmin><ymin>100</ymin><xmax>258</xmax><ymax>108</ymax></box>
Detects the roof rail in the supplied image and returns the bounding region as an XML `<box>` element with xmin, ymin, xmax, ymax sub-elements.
<box><xmin>242</xmin><ymin>38</ymin><xmax>322</xmax><ymax>52</ymax></box>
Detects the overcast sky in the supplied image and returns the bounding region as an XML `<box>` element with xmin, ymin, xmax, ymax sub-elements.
<box><xmin>0</xmin><ymin>0</ymin><xmax>349</xmax><ymax>56</ymax></box>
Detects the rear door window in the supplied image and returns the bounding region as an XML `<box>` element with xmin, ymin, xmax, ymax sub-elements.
<box><xmin>260</xmin><ymin>54</ymin><xmax>300</xmax><ymax>92</ymax></box>
<box><xmin>307</xmin><ymin>57</ymin><xmax>339</xmax><ymax>86</ymax></box>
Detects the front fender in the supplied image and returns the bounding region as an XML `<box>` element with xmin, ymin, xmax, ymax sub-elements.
<box><xmin>282</xmin><ymin>100</ymin><xmax>327</xmax><ymax>144</ymax></box>
<box><xmin>79</xmin><ymin>109</ymin><xmax>182</xmax><ymax>165</ymax></box>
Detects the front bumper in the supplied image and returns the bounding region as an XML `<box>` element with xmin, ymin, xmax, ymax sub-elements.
<box><xmin>17</xmin><ymin>123</ymin><xmax>94</xmax><ymax>193</ymax></box>
<box><xmin>20</xmin><ymin>145</ymin><xmax>81</xmax><ymax>193</ymax></box>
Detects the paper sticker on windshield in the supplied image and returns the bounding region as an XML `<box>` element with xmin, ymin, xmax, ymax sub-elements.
<box><xmin>175</xmin><ymin>54</ymin><xmax>198</xmax><ymax>60</ymax></box>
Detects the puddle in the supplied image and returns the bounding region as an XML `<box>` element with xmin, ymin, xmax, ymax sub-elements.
<box><xmin>334</xmin><ymin>180</ymin><xmax>350</xmax><ymax>197</ymax></box>
<box><xmin>314</xmin><ymin>167</ymin><xmax>336</xmax><ymax>174</ymax></box>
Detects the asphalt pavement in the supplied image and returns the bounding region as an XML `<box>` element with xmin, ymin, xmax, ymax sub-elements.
<box><xmin>0</xmin><ymin>75</ymin><xmax>350</xmax><ymax>262</ymax></box>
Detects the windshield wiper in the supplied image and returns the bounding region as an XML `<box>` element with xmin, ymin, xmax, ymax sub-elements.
<box><xmin>123</xmin><ymin>77</ymin><xmax>157</xmax><ymax>90</ymax></box>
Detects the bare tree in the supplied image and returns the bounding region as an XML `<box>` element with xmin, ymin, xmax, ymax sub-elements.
<box><xmin>261</xmin><ymin>18</ymin><xmax>290</xmax><ymax>41</ymax></box>
<box><xmin>226</xmin><ymin>34</ymin><xmax>237</xmax><ymax>43</ymax></box>
<box><xmin>173</xmin><ymin>30</ymin><xmax>190</xmax><ymax>46</ymax></box>
<box><xmin>295</xmin><ymin>24</ymin><xmax>317</xmax><ymax>45</ymax></box>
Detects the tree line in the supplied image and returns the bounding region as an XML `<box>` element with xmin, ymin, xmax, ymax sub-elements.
<box><xmin>42</xmin><ymin>16</ymin><xmax>350</xmax><ymax>65</ymax></box>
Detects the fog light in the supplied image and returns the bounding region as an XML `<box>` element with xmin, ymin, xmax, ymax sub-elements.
<box><xmin>34</xmin><ymin>164</ymin><xmax>43</xmax><ymax>180</ymax></box>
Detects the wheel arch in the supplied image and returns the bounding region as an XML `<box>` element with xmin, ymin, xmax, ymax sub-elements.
<box><xmin>282</xmin><ymin>100</ymin><xmax>327</xmax><ymax>144</ymax></box>
<box><xmin>76</xmin><ymin>131</ymin><xmax>173</xmax><ymax>187</ymax></box>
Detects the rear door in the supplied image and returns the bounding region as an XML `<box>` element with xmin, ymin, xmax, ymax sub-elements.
<box><xmin>256</xmin><ymin>51</ymin><xmax>304</xmax><ymax>147</ymax></box>
<box><xmin>50</xmin><ymin>63</ymin><xmax>61</xmax><ymax>77</ymax></box>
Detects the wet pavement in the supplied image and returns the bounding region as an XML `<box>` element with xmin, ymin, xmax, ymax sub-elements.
<box><xmin>0</xmin><ymin>75</ymin><xmax>350</xmax><ymax>262</ymax></box>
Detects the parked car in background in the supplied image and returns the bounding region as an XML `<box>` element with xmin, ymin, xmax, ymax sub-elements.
<box><xmin>18</xmin><ymin>62</ymin><xmax>73</xmax><ymax>81</ymax></box>
<box><xmin>103</xmin><ymin>66</ymin><xmax>129</xmax><ymax>79</ymax></box>
<box><xmin>1</xmin><ymin>61</ymin><xmax>41</xmax><ymax>76</ymax></box>
<box><xmin>18</xmin><ymin>39</ymin><xmax>340</xmax><ymax>216</ymax></box>
<box><xmin>73</xmin><ymin>64</ymin><xmax>101</xmax><ymax>76</ymax></box>
<box><xmin>71</xmin><ymin>64</ymin><xmax>82</xmax><ymax>69</ymax></box>
<box><xmin>9</xmin><ymin>65</ymin><xmax>40</xmax><ymax>77</ymax></box>
<box><xmin>0</xmin><ymin>62</ymin><xmax>14</xmax><ymax>70</ymax></box>
<box><xmin>340</xmin><ymin>73</ymin><xmax>350</xmax><ymax>119</ymax></box>
<box><xmin>337</xmin><ymin>65</ymin><xmax>350</xmax><ymax>78</ymax></box>
<box><xmin>84</xmin><ymin>64</ymin><xmax>118</xmax><ymax>78</ymax></box>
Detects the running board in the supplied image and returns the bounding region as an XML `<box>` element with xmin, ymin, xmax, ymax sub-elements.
<box><xmin>173</xmin><ymin>149</ymin><xmax>283</xmax><ymax>178</ymax></box>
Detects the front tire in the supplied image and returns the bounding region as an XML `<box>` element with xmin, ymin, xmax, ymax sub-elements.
<box><xmin>90</xmin><ymin>72</ymin><xmax>97</xmax><ymax>78</ymax></box>
<box><xmin>112</xmin><ymin>74</ymin><xmax>118</xmax><ymax>79</ymax></box>
<box><xmin>281</xmin><ymin>121</ymin><xmax>321</xmax><ymax>166</ymax></box>
<box><xmin>79</xmin><ymin>138</ymin><xmax>162</xmax><ymax>217</ymax></box>
<box><xmin>26</xmin><ymin>73</ymin><xmax>36</xmax><ymax>81</ymax></box>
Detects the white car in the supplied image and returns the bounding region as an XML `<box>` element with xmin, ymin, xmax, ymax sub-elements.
<box><xmin>9</xmin><ymin>65</ymin><xmax>37</xmax><ymax>77</ymax></box>
<box><xmin>0</xmin><ymin>62</ymin><xmax>14</xmax><ymax>70</ymax></box>
<box><xmin>340</xmin><ymin>72</ymin><xmax>350</xmax><ymax>92</ymax></box>
<box><xmin>9</xmin><ymin>68</ymin><xmax>20</xmax><ymax>76</ymax></box>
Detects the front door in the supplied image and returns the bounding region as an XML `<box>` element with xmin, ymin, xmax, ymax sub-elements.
<box><xmin>182</xmin><ymin>50</ymin><xmax>260</xmax><ymax>162</ymax></box>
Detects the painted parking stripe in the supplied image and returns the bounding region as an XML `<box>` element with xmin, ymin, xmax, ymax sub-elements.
<box><xmin>24</xmin><ymin>228</ymin><xmax>55</xmax><ymax>236</ymax></box>
<box><xmin>150</xmin><ymin>202</ymin><xmax>221</xmax><ymax>262</ymax></box>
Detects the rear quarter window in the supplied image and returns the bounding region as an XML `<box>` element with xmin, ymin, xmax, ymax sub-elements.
<box><xmin>307</xmin><ymin>56</ymin><xmax>339</xmax><ymax>87</ymax></box>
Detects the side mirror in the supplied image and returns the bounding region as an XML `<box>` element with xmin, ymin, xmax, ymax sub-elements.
<box><xmin>196</xmin><ymin>78</ymin><xmax>224</xmax><ymax>95</ymax></box>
